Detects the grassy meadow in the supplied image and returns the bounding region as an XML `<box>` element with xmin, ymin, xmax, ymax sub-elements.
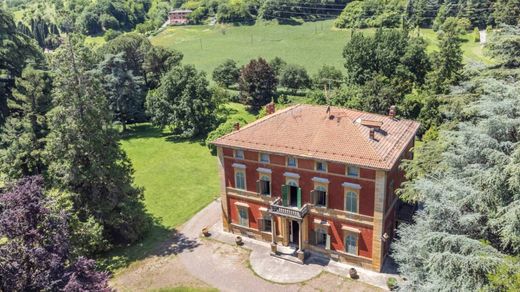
<box><xmin>151</xmin><ymin>19</ymin><xmax>492</xmax><ymax>76</ymax></box>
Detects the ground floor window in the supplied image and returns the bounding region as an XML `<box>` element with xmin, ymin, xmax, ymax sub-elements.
<box><xmin>345</xmin><ymin>233</ymin><xmax>358</xmax><ymax>255</ymax></box>
<box><xmin>316</xmin><ymin>229</ymin><xmax>328</xmax><ymax>248</ymax></box>
<box><xmin>238</xmin><ymin>207</ymin><xmax>249</xmax><ymax>227</ymax></box>
<box><xmin>259</xmin><ymin>217</ymin><xmax>272</xmax><ymax>232</ymax></box>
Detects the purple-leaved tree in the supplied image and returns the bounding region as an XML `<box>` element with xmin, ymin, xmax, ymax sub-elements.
<box><xmin>0</xmin><ymin>176</ymin><xmax>111</xmax><ymax>291</ymax></box>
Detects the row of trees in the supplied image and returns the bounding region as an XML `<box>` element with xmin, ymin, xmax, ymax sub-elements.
<box><xmin>393</xmin><ymin>25</ymin><xmax>520</xmax><ymax>291</ymax></box>
<box><xmin>335</xmin><ymin>0</ymin><xmax>520</xmax><ymax>29</ymax></box>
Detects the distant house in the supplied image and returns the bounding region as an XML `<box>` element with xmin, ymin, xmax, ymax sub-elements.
<box><xmin>211</xmin><ymin>103</ymin><xmax>420</xmax><ymax>271</ymax></box>
<box><xmin>168</xmin><ymin>9</ymin><xmax>192</xmax><ymax>25</ymax></box>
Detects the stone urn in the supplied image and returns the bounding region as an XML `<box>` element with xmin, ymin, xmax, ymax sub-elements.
<box><xmin>349</xmin><ymin>267</ymin><xmax>359</xmax><ymax>279</ymax></box>
<box><xmin>235</xmin><ymin>236</ymin><xmax>243</xmax><ymax>246</ymax></box>
<box><xmin>201</xmin><ymin>226</ymin><xmax>210</xmax><ymax>237</ymax></box>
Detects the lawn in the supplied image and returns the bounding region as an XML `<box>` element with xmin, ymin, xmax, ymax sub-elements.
<box><xmin>151</xmin><ymin>19</ymin><xmax>492</xmax><ymax>76</ymax></box>
<box><xmin>102</xmin><ymin>103</ymin><xmax>256</xmax><ymax>270</ymax></box>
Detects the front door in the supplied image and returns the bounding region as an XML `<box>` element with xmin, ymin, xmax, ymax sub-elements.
<box><xmin>290</xmin><ymin>220</ymin><xmax>300</xmax><ymax>246</ymax></box>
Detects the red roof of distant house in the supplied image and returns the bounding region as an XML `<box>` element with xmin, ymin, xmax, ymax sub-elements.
<box><xmin>212</xmin><ymin>104</ymin><xmax>420</xmax><ymax>170</ymax></box>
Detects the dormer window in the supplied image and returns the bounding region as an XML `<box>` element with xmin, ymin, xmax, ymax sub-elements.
<box><xmin>235</xmin><ymin>149</ymin><xmax>244</xmax><ymax>159</ymax></box>
<box><xmin>260</xmin><ymin>153</ymin><xmax>269</xmax><ymax>163</ymax></box>
<box><xmin>316</xmin><ymin>161</ymin><xmax>327</xmax><ymax>172</ymax></box>
<box><xmin>287</xmin><ymin>156</ymin><xmax>297</xmax><ymax>167</ymax></box>
<box><xmin>347</xmin><ymin>165</ymin><xmax>359</xmax><ymax>177</ymax></box>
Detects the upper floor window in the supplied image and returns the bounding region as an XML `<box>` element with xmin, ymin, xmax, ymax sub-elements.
<box><xmin>347</xmin><ymin>166</ymin><xmax>360</xmax><ymax>177</ymax></box>
<box><xmin>312</xmin><ymin>186</ymin><xmax>327</xmax><ymax>207</ymax></box>
<box><xmin>234</xmin><ymin>149</ymin><xmax>244</xmax><ymax>159</ymax></box>
<box><xmin>287</xmin><ymin>156</ymin><xmax>297</xmax><ymax>167</ymax></box>
<box><xmin>345</xmin><ymin>233</ymin><xmax>358</xmax><ymax>255</ymax></box>
<box><xmin>315</xmin><ymin>161</ymin><xmax>327</xmax><ymax>172</ymax></box>
<box><xmin>345</xmin><ymin>191</ymin><xmax>358</xmax><ymax>213</ymax></box>
<box><xmin>235</xmin><ymin>171</ymin><xmax>246</xmax><ymax>190</ymax></box>
<box><xmin>258</xmin><ymin>175</ymin><xmax>271</xmax><ymax>196</ymax></box>
<box><xmin>260</xmin><ymin>153</ymin><xmax>270</xmax><ymax>163</ymax></box>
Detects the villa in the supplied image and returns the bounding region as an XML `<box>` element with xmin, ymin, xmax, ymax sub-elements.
<box><xmin>211</xmin><ymin>103</ymin><xmax>420</xmax><ymax>271</ymax></box>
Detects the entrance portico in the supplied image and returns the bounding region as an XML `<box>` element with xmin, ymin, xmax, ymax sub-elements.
<box><xmin>268</xmin><ymin>197</ymin><xmax>309</xmax><ymax>262</ymax></box>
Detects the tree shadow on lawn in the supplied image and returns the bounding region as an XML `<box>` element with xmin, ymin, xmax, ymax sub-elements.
<box><xmin>98</xmin><ymin>220</ymin><xmax>200</xmax><ymax>272</ymax></box>
<box><xmin>120</xmin><ymin>123</ymin><xmax>165</xmax><ymax>140</ymax></box>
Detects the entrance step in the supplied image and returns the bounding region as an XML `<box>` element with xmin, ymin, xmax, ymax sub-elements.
<box><xmin>270</xmin><ymin>244</ymin><xmax>305</xmax><ymax>264</ymax></box>
<box><xmin>276</xmin><ymin>245</ymin><xmax>297</xmax><ymax>256</ymax></box>
<box><xmin>270</xmin><ymin>251</ymin><xmax>304</xmax><ymax>265</ymax></box>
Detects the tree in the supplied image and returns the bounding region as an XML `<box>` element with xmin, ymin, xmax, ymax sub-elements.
<box><xmin>238</xmin><ymin>58</ymin><xmax>277</xmax><ymax>110</ymax></box>
<box><xmin>146</xmin><ymin>64</ymin><xmax>217</xmax><ymax>138</ymax></box>
<box><xmin>280</xmin><ymin>64</ymin><xmax>311</xmax><ymax>93</ymax></box>
<box><xmin>0</xmin><ymin>176</ymin><xmax>111</xmax><ymax>291</ymax></box>
<box><xmin>394</xmin><ymin>75</ymin><xmax>520</xmax><ymax>291</ymax></box>
<box><xmin>0</xmin><ymin>8</ymin><xmax>42</xmax><ymax>124</ymax></box>
<box><xmin>46</xmin><ymin>36</ymin><xmax>150</xmax><ymax>249</ymax></box>
<box><xmin>269</xmin><ymin>56</ymin><xmax>287</xmax><ymax>78</ymax></box>
<box><xmin>101</xmin><ymin>33</ymin><xmax>183</xmax><ymax>90</ymax></box>
<box><xmin>313</xmin><ymin>65</ymin><xmax>344</xmax><ymax>90</ymax></box>
<box><xmin>0</xmin><ymin>67</ymin><xmax>52</xmax><ymax>181</ymax></box>
<box><xmin>427</xmin><ymin>17</ymin><xmax>464</xmax><ymax>93</ymax></box>
<box><xmin>97</xmin><ymin>53</ymin><xmax>145</xmax><ymax>131</ymax></box>
<box><xmin>212</xmin><ymin>59</ymin><xmax>240</xmax><ymax>88</ymax></box>
<box><xmin>487</xmin><ymin>25</ymin><xmax>520</xmax><ymax>68</ymax></box>
<box><xmin>493</xmin><ymin>0</ymin><xmax>520</xmax><ymax>26</ymax></box>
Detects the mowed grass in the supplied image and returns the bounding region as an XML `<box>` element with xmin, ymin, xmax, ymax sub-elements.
<box><xmin>103</xmin><ymin>104</ymin><xmax>256</xmax><ymax>270</ymax></box>
<box><xmin>121</xmin><ymin>125</ymin><xmax>220</xmax><ymax>229</ymax></box>
<box><xmin>151</xmin><ymin>19</ymin><xmax>492</xmax><ymax>76</ymax></box>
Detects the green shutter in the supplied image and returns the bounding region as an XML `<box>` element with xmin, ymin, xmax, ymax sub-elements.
<box><xmin>281</xmin><ymin>185</ymin><xmax>288</xmax><ymax>206</ymax></box>
<box><xmin>297</xmin><ymin>187</ymin><xmax>302</xmax><ymax>208</ymax></box>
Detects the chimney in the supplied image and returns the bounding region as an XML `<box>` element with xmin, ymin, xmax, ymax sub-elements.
<box><xmin>265</xmin><ymin>102</ymin><xmax>275</xmax><ymax>115</ymax></box>
<box><xmin>389</xmin><ymin>105</ymin><xmax>397</xmax><ymax>118</ymax></box>
<box><xmin>369</xmin><ymin>127</ymin><xmax>375</xmax><ymax>140</ymax></box>
<box><xmin>233</xmin><ymin>123</ymin><xmax>240</xmax><ymax>131</ymax></box>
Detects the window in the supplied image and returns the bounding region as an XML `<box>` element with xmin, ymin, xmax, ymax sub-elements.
<box><xmin>258</xmin><ymin>175</ymin><xmax>271</xmax><ymax>196</ymax></box>
<box><xmin>287</xmin><ymin>156</ymin><xmax>297</xmax><ymax>167</ymax></box>
<box><xmin>316</xmin><ymin>161</ymin><xmax>327</xmax><ymax>172</ymax></box>
<box><xmin>238</xmin><ymin>207</ymin><xmax>248</xmax><ymax>227</ymax></box>
<box><xmin>345</xmin><ymin>191</ymin><xmax>358</xmax><ymax>213</ymax></box>
<box><xmin>260</xmin><ymin>153</ymin><xmax>269</xmax><ymax>163</ymax></box>
<box><xmin>316</xmin><ymin>229</ymin><xmax>328</xmax><ymax>247</ymax></box>
<box><xmin>347</xmin><ymin>166</ymin><xmax>359</xmax><ymax>177</ymax></box>
<box><xmin>235</xmin><ymin>149</ymin><xmax>244</xmax><ymax>159</ymax></box>
<box><xmin>313</xmin><ymin>186</ymin><xmax>327</xmax><ymax>207</ymax></box>
<box><xmin>345</xmin><ymin>234</ymin><xmax>358</xmax><ymax>255</ymax></box>
<box><xmin>259</xmin><ymin>217</ymin><xmax>272</xmax><ymax>232</ymax></box>
<box><xmin>235</xmin><ymin>171</ymin><xmax>245</xmax><ymax>190</ymax></box>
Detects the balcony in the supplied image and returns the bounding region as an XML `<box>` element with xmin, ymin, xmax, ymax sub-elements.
<box><xmin>269</xmin><ymin>198</ymin><xmax>309</xmax><ymax>220</ymax></box>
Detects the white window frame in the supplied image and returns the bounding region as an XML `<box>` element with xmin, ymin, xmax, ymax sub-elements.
<box><xmin>316</xmin><ymin>228</ymin><xmax>328</xmax><ymax>248</ymax></box>
<box><xmin>259</xmin><ymin>153</ymin><xmax>270</xmax><ymax>163</ymax></box>
<box><xmin>259</xmin><ymin>175</ymin><xmax>271</xmax><ymax>196</ymax></box>
<box><xmin>315</xmin><ymin>161</ymin><xmax>327</xmax><ymax>172</ymax></box>
<box><xmin>234</xmin><ymin>149</ymin><xmax>244</xmax><ymax>159</ymax></box>
<box><xmin>345</xmin><ymin>233</ymin><xmax>358</xmax><ymax>255</ymax></box>
<box><xmin>260</xmin><ymin>216</ymin><xmax>272</xmax><ymax>232</ymax></box>
<box><xmin>237</xmin><ymin>206</ymin><xmax>249</xmax><ymax>227</ymax></box>
<box><xmin>287</xmin><ymin>156</ymin><xmax>298</xmax><ymax>168</ymax></box>
<box><xmin>234</xmin><ymin>170</ymin><xmax>246</xmax><ymax>190</ymax></box>
<box><xmin>346</xmin><ymin>165</ymin><xmax>360</xmax><ymax>177</ymax></box>
<box><xmin>344</xmin><ymin>189</ymin><xmax>359</xmax><ymax>213</ymax></box>
<box><xmin>313</xmin><ymin>185</ymin><xmax>327</xmax><ymax>207</ymax></box>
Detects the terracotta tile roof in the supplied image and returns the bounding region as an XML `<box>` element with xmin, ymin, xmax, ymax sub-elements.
<box><xmin>212</xmin><ymin>104</ymin><xmax>420</xmax><ymax>170</ymax></box>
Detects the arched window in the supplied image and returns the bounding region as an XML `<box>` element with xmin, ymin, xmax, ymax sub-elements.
<box><xmin>287</xmin><ymin>180</ymin><xmax>298</xmax><ymax>187</ymax></box>
<box><xmin>235</xmin><ymin>171</ymin><xmax>245</xmax><ymax>190</ymax></box>
<box><xmin>345</xmin><ymin>191</ymin><xmax>358</xmax><ymax>213</ymax></box>
<box><xmin>345</xmin><ymin>234</ymin><xmax>358</xmax><ymax>255</ymax></box>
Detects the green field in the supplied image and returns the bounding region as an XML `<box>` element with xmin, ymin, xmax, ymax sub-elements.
<box><xmin>151</xmin><ymin>19</ymin><xmax>492</xmax><ymax>76</ymax></box>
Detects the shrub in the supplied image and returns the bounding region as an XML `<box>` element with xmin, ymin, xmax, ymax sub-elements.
<box><xmin>206</xmin><ymin>118</ymin><xmax>247</xmax><ymax>155</ymax></box>
<box><xmin>212</xmin><ymin>59</ymin><xmax>240</xmax><ymax>88</ymax></box>
<box><xmin>473</xmin><ymin>27</ymin><xmax>480</xmax><ymax>42</ymax></box>
<box><xmin>387</xmin><ymin>277</ymin><xmax>398</xmax><ymax>290</ymax></box>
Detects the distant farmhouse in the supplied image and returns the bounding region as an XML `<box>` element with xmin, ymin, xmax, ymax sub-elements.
<box><xmin>212</xmin><ymin>104</ymin><xmax>419</xmax><ymax>271</ymax></box>
<box><xmin>168</xmin><ymin>9</ymin><xmax>192</xmax><ymax>25</ymax></box>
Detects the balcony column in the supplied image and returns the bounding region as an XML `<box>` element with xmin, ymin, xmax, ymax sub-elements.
<box><xmin>271</xmin><ymin>215</ymin><xmax>276</xmax><ymax>244</ymax></box>
<box><xmin>298</xmin><ymin>220</ymin><xmax>303</xmax><ymax>251</ymax></box>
